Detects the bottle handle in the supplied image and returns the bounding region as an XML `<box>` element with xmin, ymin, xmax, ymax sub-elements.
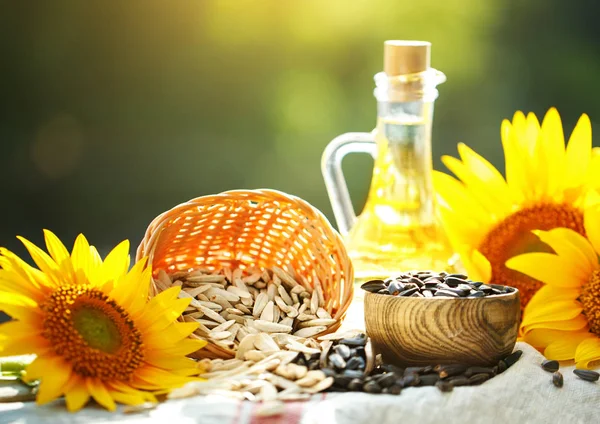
<box><xmin>321</xmin><ymin>132</ymin><xmax>377</xmax><ymax>236</ymax></box>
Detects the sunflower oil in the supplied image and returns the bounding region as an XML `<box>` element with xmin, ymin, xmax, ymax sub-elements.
<box><xmin>345</xmin><ymin>114</ymin><xmax>457</xmax><ymax>282</ymax></box>
<box><xmin>322</xmin><ymin>41</ymin><xmax>458</xmax><ymax>283</ymax></box>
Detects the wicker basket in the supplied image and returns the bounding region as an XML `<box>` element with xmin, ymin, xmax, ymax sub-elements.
<box><xmin>136</xmin><ymin>189</ymin><xmax>354</xmax><ymax>359</ymax></box>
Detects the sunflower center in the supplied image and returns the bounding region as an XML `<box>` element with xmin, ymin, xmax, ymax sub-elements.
<box><xmin>581</xmin><ymin>270</ymin><xmax>600</xmax><ymax>335</ymax></box>
<box><xmin>40</xmin><ymin>285</ymin><xmax>144</xmax><ymax>381</ymax></box>
<box><xmin>478</xmin><ymin>203</ymin><xmax>585</xmax><ymax>310</ymax></box>
<box><xmin>72</xmin><ymin>307</ymin><xmax>122</xmax><ymax>354</ymax></box>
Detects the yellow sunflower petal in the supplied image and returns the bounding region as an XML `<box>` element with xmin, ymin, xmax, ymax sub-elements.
<box><xmin>133</xmin><ymin>365</ymin><xmax>193</xmax><ymax>388</ymax></box>
<box><xmin>507</xmin><ymin>111</ymin><xmax>540</xmax><ymax>200</ymax></box>
<box><xmin>109</xmin><ymin>259</ymin><xmax>150</xmax><ymax>316</ymax></box>
<box><xmin>506</xmin><ymin>253</ymin><xmax>588</xmax><ymax>288</ymax></box>
<box><xmin>574</xmin><ymin>336</ymin><xmax>600</xmax><ymax>369</ymax></box>
<box><xmin>119</xmin><ymin>260</ymin><xmax>151</xmax><ymax>315</ymax></box>
<box><xmin>144</xmin><ymin>355</ymin><xmax>200</xmax><ymax>371</ymax></box>
<box><xmin>17</xmin><ymin>236</ymin><xmax>62</xmax><ymax>285</ymax></box>
<box><xmin>543</xmin><ymin>331</ymin><xmax>591</xmax><ymax>361</ymax></box>
<box><xmin>522</xmin><ymin>315</ymin><xmax>588</xmax><ymax>333</ymax></box>
<box><xmin>0</xmin><ymin>333</ymin><xmax>52</xmax><ymax>356</ymax></box>
<box><xmin>432</xmin><ymin>171</ymin><xmax>492</xmax><ymax>226</ymax></box>
<box><xmin>565</xmin><ymin>113</ymin><xmax>592</xmax><ymax>188</ymax></box>
<box><xmin>106</xmin><ymin>389</ymin><xmax>146</xmax><ymax>406</ymax></box>
<box><xmin>0</xmin><ymin>248</ymin><xmax>50</xmax><ymax>296</ymax></box>
<box><xmin>64</xmin><ymin>374</ymin><xmax>90</xmax><ymax>412</ymax></box>
<box><xmin>470</xmin><ymin>250</ymin><xmax>492</xmax><ymax>283</ymax></box>
<box><xmin>588</xmin><ymin>148</ymin><xmax>600</xmax><ymax>187</ymax></box>
<box><xmin>147</xmin><ymin>338</ymin><xmax>207</xmax><ymax>357</ymax></box>
<box><xmin>540</xmin><ymin>108</ymin><xmax>566</xmax><ymax>197</ymax></box>
<box><xmin>441</xmin><ymin>154</ymin><xmax>508</xmax><ymax>217</ymax></box>
<box><xmin>457</xmin><ymin>143</ymin><xmax>513</xmax><ymax>210</ymax></box>
<box><xmin>437</xmin><ymin>205</ymin><xmax>487</xmax><ymax>248</ymax></box>
<box><xmin>524</xmin><ymin>328</ymin><xmax>573</xmax><ymax>348</ymax></box>
<box><xmin>106</xmin><ymin>381</ymin><xmax>157</xmax><ymax>403</ymax></box>
<box><xmin>522</xmin><ymin>300</ymin><xmax>582</xmax><ymax>323</ymax></box>
<box><xmin>584</xmin><ymin>205</ymin><xmax>600</xmax><ymax>257</ymax></box>
<box><xmin>143</xmin><ymin>322</ymin><xmax>199</xmax><ymax>348</ymax></box>
<box><xmin>71</xmin><ymin>234</ymin><xmax>92</xmax><ymax>282</ymax></box>
<box><xmin>523</xmin><ymin>111</ymin><xmax>541</xmax><ymax>155</ymax></box>
<box><xmin>100</xmin><ymin>240</ymin><xmax>131</xmax><ymax>286</ymax></box>
<box><xmin>86</xmin><ymin>378</ymin><xmax>116</xmax><ymax>412</ymax></box>
<box><xmin>139</xmin><ymin>298</ymin><xmax>192</xmax><ymax>333</ymax></box>
<box><xmin>33</xmin><ymin>357</ymin><xmax>72</xmax><ymax>405</ymax></box>
<box><xmin>0</xmin><ymin>301</ymin><xmax>42</xmax><ymax>324</ymax></box>
<box><xmin>43</xmin><ymin>230</ymin><xmax>74</xmax><ymax>278</ymax></box>
<box><xmin>0</xmin><ymin>320</ymin><xmax>41</xmax><ymax>339</ymax></box>
<box><xmin>532</xmin><ymin>229</ymin><xmax>596</xmax><ymax>276</ymax></box>
<box><xmin>500</xmin><ymin>118</ymin><xmax>525</xmax><ymax>204</ymax></box>
<box><xmin>523</xmin><ymin>285</ymin><xmax>579</xmax><ymax>315</ymax></box>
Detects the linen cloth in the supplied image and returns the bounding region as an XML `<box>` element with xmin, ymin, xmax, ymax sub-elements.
<box><xmin>1</xmin><ymin>342</ymin><xmax>599</xmax><ymax>424</ymax></box>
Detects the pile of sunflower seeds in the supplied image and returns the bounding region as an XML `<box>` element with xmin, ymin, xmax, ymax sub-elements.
<box><xmin>168</xmin><ymin>330</ymin><xmax>369</xmax><ymax>405</ymax></box>
<box><xmin>154</xmin><ymin>266</ymin><xmax>336</xmax><ymax>352</ymax></box>
<box><xmin>169</xmin><ymin>328</ymin><xmax>524</xmax><ymax>409</ymax></box>
<box><xmin>361</xmin><ymin>271</ymin><xmax>515</xmax><ymax>298</ymax></box>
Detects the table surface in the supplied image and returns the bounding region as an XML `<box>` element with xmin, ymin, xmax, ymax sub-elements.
<box><xmin>2</xmin><ymin>290</ymin><xmax>599</xmax><ymax>424</ymax></box>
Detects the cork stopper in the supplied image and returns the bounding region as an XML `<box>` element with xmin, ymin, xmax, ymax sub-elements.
<box><xmin>384</xmin><ymin>40</ymin><xmax>431</xmax><ymax>76</ymax></box>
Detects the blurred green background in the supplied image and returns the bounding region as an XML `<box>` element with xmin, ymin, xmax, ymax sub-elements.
<box><xmin>1</xmin><ymin>0</ymin><xmax>599</xmax><ymax>258</ymax></box>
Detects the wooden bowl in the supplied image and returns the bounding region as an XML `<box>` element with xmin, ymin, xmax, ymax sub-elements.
<box><xmin>364</xmin><ymin>289</ymin><xmax>520</xmax><ymax>366</ymax></box>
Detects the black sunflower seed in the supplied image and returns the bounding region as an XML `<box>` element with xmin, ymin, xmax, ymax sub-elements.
<box><xmin>447</xmin><ymin>376</ymin><xmax>470</xmax><ymax>386</ymax></box>
<box><xmin>361</xmin><ymin>280</ymin><xmax>386</xmax><ymax>293</ymax></box>
<box><xmin>376</xmin><ymin>373</ymin><xmax>397</xmax><ymax>388</ymax></box>
<box><xmin>541</xmin><ymin>359</ymin><xmax>559</xmax><ymax>373</ymax></box>
<box><xmin>553</xmin><ymin>371</ymin><xmax>564</xmax><ymax>388</ymax></box>
<box><xmin>465</xmin><ymin>366</ymin><xmax>496</xmax><ymax>378</ymax></box>
<box><xmin>403</xmin><ymin>374</ymin><xmax>420</xmax><ymax>387</ymax></box>
<box><xmin>348</xmin><ymin>378</ymin><xmax>364</xmax><ymax>391</ymax></box>
<box><xmin>445</xmin><ymin>273</ymin><xmax>468</xmax><ymax>279</ymax></box>
<box><xmin>399</xmin><ymin>287</ymin><xmax>419</xmax><ymax>297</ymax></box>
<box><xmin>573</xmin><ymin>369</ymin><xmax>600</xmax><ymax>382</ymax></box>
<box><xmin>340</xmin><ymin>334</ymin><xmax>367</xmax><ymax>346</ymax></box>
<box><xmin>503</xmin><ymin>350</ymin><xmax>523</xmax><ymax>368</ymax></box>
<box><xmin>444</xmin><ymin>277</ymin><xmax>468</xmax><ymax>287</ymax></box>
<box><xmin>363</xmin><ymin>380</ymin><xmax>382</xmax><ymax>393</ymax></box>
<box><xmin>334</xmin><ymin>375</ymin><xmax>353</xmax><ymax>387</ymax></box>
<box><xmin>435</xmin><ymin>380</ymin><xmax>454</xmax><ymax>392</ymax></box>
<box><xmin>418</xmin><ymin>374</ymin><xmax>440</xmax><ymax>386</ymax></box>
<box><xmin>346</xmin><ymin>356</ymin><xmax>365</xmax><ymax>370</ymax></box>
<box><xmin>387</xmin><ymin>281</ymin><xmax>403</xmax><ymax>295</ymax></box>
<box><xmin>343</xmin><ymin>369</ymin><xmax>365</xmax><ymax>379</ymax></box>
<box><xmin>434</xmin><ymin>290</ymin><xmax>460</xmax><ymax>298</ymax></box>
<box><xmin>329</xmin><ymin>353</ymin><xmax>347</xmax><ymax>369</ymax></box>
<box><xmin>437</xmin><ymin>364</ymin><xmax>467</xmax><ymax>379</ymax></box>
<box><xmin>408</xmin><ymin>277</ymin><xmax>425</xmax><ymax>286</ymax></box>
<box><xmin>468</xmin><ymin>373</ymin><xmax>490</xmax><ymax>385</ymax></box>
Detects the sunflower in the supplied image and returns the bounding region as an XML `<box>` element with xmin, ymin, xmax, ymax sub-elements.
<box><xmin>434</xmin><ymin>108</ymin><xmax>600</xmax><ymax>310</ymax></box>
<box><xmin>0</xmin><ymin>230</ymin><xmax>206</xmax><ymax>412</ymax></box>
<box><xmin>505</xmin><ymin>206</ymin><xmax>600</xmax><ymax>368</ymax></box>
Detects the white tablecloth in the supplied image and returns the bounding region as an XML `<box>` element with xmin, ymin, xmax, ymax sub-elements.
<box><xmin>2</xmin><ymin>342</ymin><xmax>599</xmax><ymax>424</ymax></box>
